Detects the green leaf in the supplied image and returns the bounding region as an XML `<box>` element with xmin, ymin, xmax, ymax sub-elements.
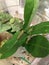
<box><xmin>0</xmin><ymin>12</ymin><xmax>12</xmax><ymax>23</ymax></box>
<box><xmin>0</xmin><ymin>23</ymin><xmax>11</xmax><ymax>33</ymax></box>
<box><xmin>0</xmin><ymin>31</ymin><xmax>27</xmax><ymax>59</ymax></box>
<box><xmin>0</xmin><ymin>12</ymin><xmax>12</xmax><ymax>33</ymax></box>
<box><xmin>11</xmin><ymin>21</ymin><xmax>23</xmax><ymax>32</ymax></box>
<box><xmin>24</xmin><ymin>35</ymin><xmax>49</xmax><ymax>57</ymax></box>
<box><xmin>23</xmin><ymin>0</ymin><xmax>39</xmax><ymax>29</ymax></box>
<box><xmin>28</xmin><ymin>22</ymin><xmax>49</xmax><ymax>35</ymax></box>
<box><xmin>0</xmin><ymin>31</ymin><xmax>20</xmax><ymax>54</ymax></box>
<box><xmin>0</xmin><ymin>43</ymin><xmax>17</xmax><ymax>59</ymax></box>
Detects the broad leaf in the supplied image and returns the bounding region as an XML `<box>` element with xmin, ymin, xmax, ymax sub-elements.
<box><xmin>0</xmin><ymin>43</ymin><xmax>17</xmax><ymax>59</ymax></box>
<box><xmin>24</xmin><ymin>35</ymin><xmax>49</xmax><ymax>57</ymax></box>
<box><xmin>28</xmin><ymin>22</ymin><xmax>49</xmax><ymax>35</ymax></box>
<box><xmin>0</xmin><ymin>31</ymin><xmax>27</xmax><ymax>59</ymax></box>
<box><xmin>0</xmin><ymin>31</ymin><xmax>20</xmax><ymax>54</ymax></box>
<box><xmin>23</xmin><ymin>0</ymin><xmax>39</xmax><ymax>29</ymax></box>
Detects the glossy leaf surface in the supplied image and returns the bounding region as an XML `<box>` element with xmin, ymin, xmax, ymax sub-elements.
<box><xmin>28</xmin><ymin>22</ymin><xmax>49</xmax><ymax>35</ymax></box>
<box><xmin>25</xmin><ymin>35</ymin><xmax>49</xmax><ymax>57</ymax></box>
<box><xmin>23</xmin><ymin>0</ymin><xmax>39</xmax><ymax>29</ymax></box>
<box><xmin>0</xmin><ymin>32</ymin><xmax>27</xmax><ymax>59</ymax></box>
<box><xmin>0</xmin><ymin>32</ymin><xmax>20</xmax><ymax>54</ymax></box>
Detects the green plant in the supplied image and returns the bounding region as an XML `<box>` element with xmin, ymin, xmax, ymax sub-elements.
<box><xmin>0</xmin><ymin>0</ymin><xmax>49</xmax><ymax>59</ymax></box>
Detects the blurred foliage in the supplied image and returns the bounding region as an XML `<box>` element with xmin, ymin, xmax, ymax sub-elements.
<box><xmin>0</xmin><ymin>12</ymin><xmax>23</xmax><ymax>33</ymax></box>
<box><xmin>0</xmin><ymin>0</ymin><xmax>49</xmax><ymax>60</ymax></box>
